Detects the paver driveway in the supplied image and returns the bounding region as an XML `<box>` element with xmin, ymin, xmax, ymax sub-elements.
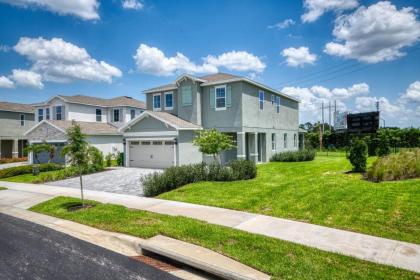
<box><xmin>47</xmin><ymin>167</ymin><xmax>161</xmax><ymax>196</ymax></box>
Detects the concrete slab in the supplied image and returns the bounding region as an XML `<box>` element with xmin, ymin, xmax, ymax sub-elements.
<box><xmin>140</xmin><ymin>235</ymin><xmax>270</xmax><ymax>280</ymax></box>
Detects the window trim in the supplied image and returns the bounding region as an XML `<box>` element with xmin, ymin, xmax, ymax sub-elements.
<box><xmin>284</xmin><ymin>133</ymin><xmax>288</xmax><ymax>149</ymax></box>
<box><xmin>46</xmin><ymin>108</ymin><xmax>50</xmax><ymax>120</ymax></box>
<box><xmin>164</xmin><ymin>91</ymin><xmax>174</xmax><ymax>110</ymax></box>
<box><xmin>215</xmin><ymin>85</ymin><xmax>227</xmax><ymax>111</ymax></box>
<box><xmin>271</xmin><ymin>133</ymin><xmax>276</xmax><ymax>151</ymax></box>
<box><xmin>271</xmin><ymin>94</ymin><xmax>275</xmax><ymax>105</ymax></box>
<box><xmin>55</xmin><ymin>106</ymin><xmax>63</xmax><ymax>121</ymax></box>
<box><xmin>130</xmin><ymin>109</ymin><xmax>136</xmax><ymax>120</ymax></box>
<box><xmin>275</xmin><ymin>96</ymin><xmax>281</xmax><ymax>113</ymax></box>
<box><xmin>20</xmin><ymin>114</ymin><xmax>25</xmax><ymax>126</ymax></box>
<box><xmin>96</xmin><ymin>108</ymin><xmax>102</xmax><ymax>122</ymax></box>
<box><xmin>153</xmin><ymin>93</ymin><xmax>161</xmax><ymax>111</ymax></box>
<box><xmin>259</xmin><ymin>90</ymin><xmax>264</xmax><ymax>110</ymax></box>
<box><xmin>38</xmin><ymin>108</ymin><xmax>43</xmax><ymax>122</ymax></box>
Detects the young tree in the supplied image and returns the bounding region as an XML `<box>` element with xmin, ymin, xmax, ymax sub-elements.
<box><xmin>25</xmin><ymin>142</ymin><xmax>51</xmax><ymax>164</ymax></box>
<box><xmin>348</xmin><ymin>139</ymin><xmax>368</xmax><ymax>172</ymax></box>
<box><xmin>61</xmin><ymin>122</ymin><xmax>90</xmax><ymax>207</ymax></box>
<box><xmin>193</xmin><ymin>129</ymin><xmax>234</xmax><ymax>164</ymax></box>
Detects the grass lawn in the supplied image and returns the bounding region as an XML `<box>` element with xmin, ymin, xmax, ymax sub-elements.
<box><xmin>31</xmin><ymin>196</ymin><xmax>418</xmax><ymax>280</ymax></box>
<box><xmin>0</xmin><ymin>169</ymin><xmax>63</xmax><ymax>183</ymax></box>
<box><xmin>0</xmin><ymin>187</ymin><xmax>7</xmax><ymax>190</ymax></box>
<box><xmin>159</xmin><ymin>155</ymin><xmax>420</xmax><ymax>244</ymax></box>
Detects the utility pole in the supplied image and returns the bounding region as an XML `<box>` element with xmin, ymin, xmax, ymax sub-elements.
<box><xmin>334</xmin><ymin>100</ymin><xmax>337</xmax><ymax>129</ymax></box>
<box><xmin>320</xmin><ymin>101</ymin><xmax>324</xmax><ymax>151</ymax></box>
<box><xmin>328</xmin><ymin>100</ymin><xmax>331</xmax><ymax>132</ymax></box>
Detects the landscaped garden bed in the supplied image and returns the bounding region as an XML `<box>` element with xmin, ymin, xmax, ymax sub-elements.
<box><xmin>30</xmin><ymin>196</ymin><xmax>417</xmax><ymax>280</ymax></box>
<box><xmin>0</xmin><ymin>157</ymin><xmax>28</xmax><ymax>164</ymax></box>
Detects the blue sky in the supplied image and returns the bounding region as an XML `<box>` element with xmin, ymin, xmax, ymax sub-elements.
<box><xmin>0</xmin><ymin>0</ymin><xmax>419</xmax><ymax>127</ymax></box>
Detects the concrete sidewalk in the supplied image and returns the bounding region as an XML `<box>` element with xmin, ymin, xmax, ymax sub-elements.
<box><xmin>1</xmin><ymin>181</ymin><xmax>419</xmax><ymax>273</ymax></box>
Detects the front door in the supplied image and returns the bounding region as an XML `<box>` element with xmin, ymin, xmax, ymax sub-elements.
<box><xmin>257</xmin><ymin>133</ymin><xmax>265</xmax><ymax>162</ymax></box>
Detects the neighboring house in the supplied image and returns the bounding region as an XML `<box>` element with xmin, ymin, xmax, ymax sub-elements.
<box><xmin>0</xmin><ymin>102</ymin><xmax>35</xmax><ymax>159</ymax></box>
<box><xmin>120</xmin><ymin>73</ymin><xmax>300</xmax><ymax>168</ymax></box>
<box><xmin>25</xmin><ymin>95</ymin><xmax>145</xmax><ymax>164</ymax></box>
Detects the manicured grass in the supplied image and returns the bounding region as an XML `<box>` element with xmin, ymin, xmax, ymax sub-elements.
<box><xmin>159</xmin><ymin>155</ymin><xmax>420</xmax><ymax>244</ymax></box>
<box><xmin>0</xmin><ymin>169</ymin><xmax>63</xmax><ymax>183</ymax></box>
<box><xmin>31</xmin><ymin>196</ymin><xmax>417</xmax><ymax>280</ymax></box>
<box><xmin>0</xmin><ymin>187</ymin><xmax>7</xmax><ymax>190</ymax></box>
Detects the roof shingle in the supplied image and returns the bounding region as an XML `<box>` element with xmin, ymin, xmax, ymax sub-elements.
<box><xmin>57</xmin><ymin>95</ymin><xmax>146</xmax><ymax>109</ymax></box>
<box><xmin>0</xmin><ymin>102</ymin><xmax>34</xmax><ymax>113</ymax></box>
<box><xmin>147</xmin><ymin>111</ymin><xmax>202</xmax><ymax>129</ymax></box>
<box><xmin>48</xmin><ymin>120</ymin><xmax>120</xmax><ymax>135</ymax></box>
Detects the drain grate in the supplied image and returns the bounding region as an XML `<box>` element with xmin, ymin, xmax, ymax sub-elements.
<box><xmin>131</xmin><ymin>255</ymin><xmax>180</xmax><ymax>272</ymax></box>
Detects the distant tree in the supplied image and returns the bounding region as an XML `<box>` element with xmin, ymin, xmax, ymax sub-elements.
<box><xmin>193</xmin><ymin>129</ymin><xmax>235</xmax><ymax>163</ymax></box>
<box><xmin>348</xmin><ymin>139</ymin><xmax>368</xmax><ymax>172</ymax></box>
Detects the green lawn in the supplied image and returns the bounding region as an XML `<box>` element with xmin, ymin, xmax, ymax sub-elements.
<box><xmin>159</xmin><ymin>155</ymin><xmax>420</xmax><ymax>244</ymax></box>
<box><xmin>31</xmin><ymin>196</ymin><xmax>418</xmax><ymax>280</ymax></box>
<box><xmin>0</xmin><ymin>187</ymin><xmax>7</xmax><ymax>190</ymax></box>
<box><xmin>0</xmin><ymin>169</ymin><xmax>63</xmax><ymax>183</ymax></box>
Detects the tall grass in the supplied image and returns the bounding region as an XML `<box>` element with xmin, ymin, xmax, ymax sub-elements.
<box><xmin>367</xmin><ymin>149</ymin><xmax>420</xmax><ymax>182</ymax></box>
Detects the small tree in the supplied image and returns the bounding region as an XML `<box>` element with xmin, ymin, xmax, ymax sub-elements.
<box><xmin>348</xmin><ymin>139</ymin><xmax>368</xmax><ymax>172</ymax></box>
<box><xmin>61</xmin><ymin>122</ymin><xmax>89</xmax><ymax>207</ymax></box>
<box><xmin>25</xmin><ymin>142</ymin><xmax>52</xmax><ymax>164</ymax></box>
<box><xmin>193</xmin><ymin>129</ymin><xmax>234</xmax><ymax>164</ymax></box>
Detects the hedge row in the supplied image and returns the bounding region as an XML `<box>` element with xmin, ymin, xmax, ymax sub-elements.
<box><xmin>141</xmin><ymin>160</ymin><xmax>257</xmax><ymax>197</ymax></box>
<box><xmin>0</xmin><ymin>157</ymin><xmax>27</xmax><ymax>164</ymax></box>
<box><xmin>33</xmin><ymin>164</ymin><xmax>104</xmax><ymax>184</ymax></box>
<box><xmin>270</xmin><ymin>150</ymin><xmax>315</xmax><ymax>162</ymax></box>
<box><xmin>0</xmin><ymin>163</ymin><xmax>63</xmax><ymax>179</ymax></box>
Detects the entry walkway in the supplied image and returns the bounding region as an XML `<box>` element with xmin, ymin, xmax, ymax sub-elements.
<box><xmin>1</xmin><ymin>181</ymin><xmax>419</xmax><ymax>273</ymax></box>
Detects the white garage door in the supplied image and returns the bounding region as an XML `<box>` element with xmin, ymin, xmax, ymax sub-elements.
<box><xmin>129</xmin><ymin>140</ymin><xmax>175</xmax><ymax>168</ymax></box>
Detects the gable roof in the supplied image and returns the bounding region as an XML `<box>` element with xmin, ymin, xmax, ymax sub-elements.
<box><xmin>120</xmin><ymin>111</ymin><xmax>202</xmax><ymax>132</ymax></box>
<box><xmin>34</xmin><ymin>95</ymin><xmax>146</xmax><ymax>109</ymax></box>
<box><xmin>25</xmin><ymin>120</ymin><xmax>121</xmax><ymax>136</ymax></box>
<box><xmin>142</xmin><ymin>72</ymin><xmax>299</xmax><ymax>102</ymax></box>
<box><xmin>0</xmin><ymin>102</ymin><xmax>34</xmax><ymax>114</ymax></box>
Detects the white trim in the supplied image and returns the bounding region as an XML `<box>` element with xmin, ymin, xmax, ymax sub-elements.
<box><xmin>24</xmin><ymin>120</ymin><xmax>66</xmax><ymax>136</ymax></box>
<box><xmin>164</xmin><ymin>91</ymin><xmax>174</xmax><ymax>110</ymax></box>
<box><xmin>215</xmin><ymin>85</ymin><xmax>227</xmax><ymax>111</ymax></box>
<box><xmin>124</xmin><ymin>131</ymin><xmax>179</xmax><ymax>137</ymax></box>
<box><xmin>29</xmin><ymin>139</ymin><xmax>67</xmax><ymax>144</ymax></box>
<box><xmin>237</xmin><ymin>131</ymin><xmax>246</xmax><ymax>135</ymax></box>
<box><xmin>143</xmin><ymin>86</ymin><xmax>177</xmax><ymax>94</ymax></box>
<box><xmin>237</xmin><ymin>154</ymin><xmax>246</xmax><ymax>158</ymax></box>
<box><xmin>175</xmin><ymin>74</ymin><xmax>206</xmax><ymax>85</ymax></box>
<box><xmin>152</xmin><ymin>93</ymin><xmax>162</xmax><ymax>111</ymax></box>
<box><xmin>20</xmin><ymin>114</ymin><xmax>25</xmax><ymax>127</ymax></box>
<box><xmin>250</xmin><ymin>153</ymin><xmax>258</xmax><ymax>156</ymax></box>
<box><xmin>259</xmin><ymin>90</ymin><xmax>265</xmax><ymax>111</ymax></box>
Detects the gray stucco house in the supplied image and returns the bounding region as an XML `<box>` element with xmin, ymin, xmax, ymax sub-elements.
<box><xmin>0</xmin><ymin>102</ymin><xmax>35</xmax><ymax>159</ymax></box>
<box><xmin>120</xmin><ymin>73</ymin><xmax>300</xmax><ymax>168</ymax></box>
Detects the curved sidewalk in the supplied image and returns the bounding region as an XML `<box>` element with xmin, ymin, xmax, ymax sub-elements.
<box><xmin>1</xmin><ymin>181</ymin><xmax>419</xmax><ymax>273</ymax></box>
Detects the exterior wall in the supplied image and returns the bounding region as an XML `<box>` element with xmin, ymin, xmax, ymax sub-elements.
<box><xmin>201</xmin><ymin>82</ymin><xmax>243</xmax><ymax>132</ymax></box>
<box><xmin>124</xmin><ymin>107</ymin><xmax>144</xmax><ymax>123</ymax></box>
<box><xmin>26</xmin><ymin>122</ymin><xmax>67</xmax><ymax>143</ymax></box>
<box><xmin>176</xmin><ymin>130</ymin><xmax>202</xmax><ymax>165</ymax></box>
<box><xmin>34</xmin><ymin>97</ymin><xmax>68</xmax><ymax>122</ymax></box>
<box><xmin>177</xmin><ymin>79</ymin><xmax>201</xmax><ymax>125</ymax></box>
<box><xmin>67</xmin><ymin>103</ymin><xmax>107</xmax><ymax>122</ymax></box>
<box><xmin>0</xmin><ymin>111</ymin><xmax>35</xmax><ymax>138</ymax></box>
<box><xmin>146</xmin><ymin>90</ymin><xmax>178</xmax><ymax>115</ymax></box>
<box><xmin>128</xmin><ymin>116</ymin><xmax>177</xmax><ymax>133</ymax></box>
<box><xmin>86</xmin><ymin>135</ymin><xmax>123</xmax><ymax>155</ymax></box>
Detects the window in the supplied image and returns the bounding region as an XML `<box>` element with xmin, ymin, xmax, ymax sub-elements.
<box><xmin>284</xmin><ymin>133</ymin><xmax>288</xmax><ymax>148</ymax></box>
<box><xmin>141</xmin><ymin>141</ymin><xmax>151</xmax><ymax>145</ymax></box>
<box><xmin>215</xmin><ymin>85</ymin><xmax>226</xmax><ymax>110</ymax></box>
<box><xmin>130</xmin><ymin>109</ymin><xmax>136</xmax><ymax>120</ymax></box>
<box><xmin>271</xmin><ymin>133</ymin><xmax>276</xmax><ymax>151</ymax></box>
<box><xmin>164</xmin><ymin>141</ymin><xmax>175</xmax><ymax>145</ymax></box>
<box><xmin>130</xmin><ymin>141</ymin><xmax>139</xmax><ymax>145</ymax></box>
<box><xmin>96</xmin><ymin>108</ymin><xmax>102</xmax><ymax>122</ymax></box>
<box><xmin>271</xmin><ymin>94</ymin><xmax>275</xmax><ymax>105</ymax></box>
<box><xmin>164</xmin><ymin>92</ymin><xmax>173</xmax><ymax>110</ymax></box>
<box><xmin>181</xmin><ymin>85</ymin><xmax>192</xmax><ymax>106</ymax></box>
<box><xmin>55</xmin><ymin>106</ymin><xmax>62</xmax><ymax>120</ymax></box>
<box><xmin>113</xmin><ymin>109</ymin><xmax>120</xmax><ymax>122</ymax></box>
<box><xmin>275</xmin><ymin>96</ymin><xmax>281</xmax><ymax>113</ymax></box>
<box><xmin>153</xmin><ymin>141</ymin><xmax>163</xmax><ymax>145</ymax></box>
<box><xmin>38</xmin><ymin>108</ymin><xmax>43</xmax><ymax>122</ymax></box>
<box><xmin>20</xmin><ymin>114</ymin><xmax>25</xmax><ymax>126</ymax></box>
<box><xmin>153</xmin><ymin>94</ymin><xmax>161</xmax><ymax>110</ymax></box>
<box><xmin>259</xmin><ymin>90</ymin><xmax>264</xmax><ymax>110</ymax></box>
<box><xmin>294</xmin><ymin>134</ymin><xmax>297</xmax><ymax>147</ymax></box>
<box><xmin>46</xmin><ymin>108</ymin><xmax>50</xmax><ymax>120</ymax></box>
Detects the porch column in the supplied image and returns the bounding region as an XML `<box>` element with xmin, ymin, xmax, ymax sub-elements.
<box><xmin>249</xmin><ymin>132</ymin><xmax>258</xmax><ymax>163</ymax></box>
<box><xmin>12</xmin><ymin>139</ymin><xmax>18</xmax><ymax>158</ymax></box>
<box><xmin>236</xmin><ymin>132</ymin><xmax>246</xmax><ymax>160</ymax></box>
<box><xmin>0</xmin><ymin>140</ymin><xmax>2</xmax><ymax>159</ymax></box>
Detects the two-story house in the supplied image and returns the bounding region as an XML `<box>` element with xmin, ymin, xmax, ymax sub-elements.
<box><xmin>120</xmin><ymin>73</ymin><xmax>300</xmax><ymax>168</ymax></box>
<box><xmin>25</xmin><ymin>95</ymin><xmax>145</xmax><ymax>163</ymax></box>
<box><xmin>0</xmin><ymin>102</ymin><xmax>35</xmax><ymax>159</ymax></box>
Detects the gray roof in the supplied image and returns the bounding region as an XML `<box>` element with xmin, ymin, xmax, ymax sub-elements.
<box><xmin>35</xmin><ymin>95</ymin><xmax>146</xmax><ymax>109</ymax></box>
<box><xmin>142</xmin><ymin>84</ymin><xmax>177</xmax><ymax>94</ymax></box>
<box><xmin>48</xmin><ymin>120</ymin><xmax>120</xmax><ymax>135</ymax></box>
<box><xmin>0</xmin><ymin>102</ymin><xmax>34</xmax><ymax>113</ymax></box>
<box><xmin>199</xmin><ymin>73</ymin><xmax>240</xmax><ymax>83</ymax></box>
<box><xmin>147</xmin><ymin>111</ymin><xmax>202</xmax><ymax>130</ymax></box>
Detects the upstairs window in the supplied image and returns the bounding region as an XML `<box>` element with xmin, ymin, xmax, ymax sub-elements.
<box><xmin>153</xmin><ymin>94</ymin><xmax>161</xmax><ymax>111</ymax></box>
<box><xmin>271</xmin><ymin>133</ymin><xmax>276</xmax><ymax>151</ymax></box>
<box><xmin>215</xmin><ymin>85</ymin><xmax>226</xmax><ymax>110</ymax></box>
<box><xmin>181</xmin><ymin>85</ymin><xmax>192</xmax><ymax>106</ymax></box>
<box><xmin>46</xmin><ymin>108</ymin><xmax>50</xmax><ymax>120</ymax></box>
<box><xmin>164</xmin><ymin>92</ymin><xmax>173</xmax><ymax>110</ymax></box>
<box><xmin>38</xmin><ymin>108</ymin><xmax>43</xmax><ymax>122</ymax></box>
<box><xmin>20</xmin><ymin>114</ymin><xmax>25</xmax><ymax>126</ymax></box>
<box><xmin>55</xmin><ymin>106</ymin><xmax>62</xmax><ymax>120</ymax></box>
<box><xmin>96</xmin><ymin>108</ymin><xmax>102</xmax><ymax>122</ymax></box>
<box><xmin>113</xmin><ymin>109</ymin><xmax>120</xmax><ymax>122</ymax></box>
<box><xmin>130</xmin><ymin>109</ymin><xmax>136</xmax><ymax>120</ymax></box>
<box><xmin>259</xmin><ymin>90</ymin><xmax>264</xmax><ymax>110</ymax></box>
<box><xmin>271</xmin><ymin>94</ymin><xmax>275</xmax><ymax>105</ymax></box>
<box><xmin>275</xmin><ymin>96</ymin><xmax>281</xmax><ymax>113</ymax></box>
<box><xmin>284</xmin><ymin>133</ymin><xmax>288</xmax><ymax>148</ymax></box>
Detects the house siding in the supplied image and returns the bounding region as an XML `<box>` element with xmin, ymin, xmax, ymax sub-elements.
<box><xmin>0</xmin><ymin>111</ymin><xmax>35</xmax><ymax>138</ymax></box>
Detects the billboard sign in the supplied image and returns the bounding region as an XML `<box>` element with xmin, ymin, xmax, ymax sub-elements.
<box><xmin>334</xmin><ymin>111</ymin><xmax>348</xmax><ymax>131</ymax></box>
<box><xmin>347</xmin><ymin>111</ymin><xmax>380</xmax><ymax>133</ymax></box>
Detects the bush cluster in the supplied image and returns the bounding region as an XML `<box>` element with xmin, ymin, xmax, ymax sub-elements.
<box><xmin>270</xmin><ymin>150</ymin><xmax>315</xmax><ymax>162</ymax></box>
<box><xmin>0</xmin><ymin>163</ymin><xmax>63</xmax><ymax>179</ymax></box>
<box><xmin>348</xmin><ymin>139</ymin><xmax>368</xmax><ymax>172</ymax></box>
<box><xmin>142</xmin><ymin>160</ymin><xmax>257</xmax><ymax>197</ymax></box>
<box><xmin>35</xmin><ymin>164</ymin><xmax>104</xmax><ymax>184</ymax></box>
<box><xmin>367</xmin><ymin>149</ymin><xmax>420</xmax><ymax>182</ymax></box>
<box><xmin>0</xmin><ymin>157</ymin><xmax>28</xmax><ymax>164</ymax></box>
<box><xmin>88</xmin><ymin>146</ymin><xmax>104</xmax><ymax>170</ymax></box>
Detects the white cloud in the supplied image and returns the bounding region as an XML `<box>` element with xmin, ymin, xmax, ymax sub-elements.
<box><xmin>133</xmin><ymin>44</ymin><xmax>265</xmax><ymax>76</ymax></box>
<box><xmin>268</xmin><ymin>19</ymin><xmax>295</xmax><ymax>29</ymax></box>
<box><xmin>0</xmin><ymin>0</ymin><xmax>99</xmax><ymax>20</ymax></box>
<box><xmin>14</xmin><ymin>37</ymin><xmax>122</xmax><ymax>83</ymax></box>
<box><xmin>122</xmin><ymin>0</ymin><xmax>143</xmax><ymax>10</ymax></box>
<box><xmin>10</xmin><ymin>69</ymin><xmax>43</xmax><ymax>89</ymax></box>
<box><xmin>301</xmin><ymin>0</ymin><xmax>359</xmax><ymax>23</ymax></box>
<box><xmin>324</xmin><ymin>1</ymin><xmax>420</xmax><ymax>63</ymax></box>
<box><xmin>0</xmin><ymin>76</ymin><xmax>14</xmax><ymax>88</ymax></box>
<box><xmin>401</xmin><ymin>81</ymin><xmax>420</xmax><ymax>103</ymax></box>
<box><xmin>281</xmin><ymin>47</ymin><xmax>317</xmax><ymax>67</ymax></box>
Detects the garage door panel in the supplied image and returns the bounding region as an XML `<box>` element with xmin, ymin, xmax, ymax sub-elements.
<box><xmin>129</xmin><ymin>140</ymin><xmax>174</xmax><ymax>169</ymax></box>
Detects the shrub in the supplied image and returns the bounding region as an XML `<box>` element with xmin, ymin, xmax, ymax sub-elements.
<box><xmin>105</xmin><ymin>153</ymin><xmax>113</xmax><ymax>167</ymax></box>
<box><xmin>36</xmin><ymin>164</ymin><xmax>103</xmax><ymax>184</ymax></box>
<box><xmin>0</xmin><ymin>163</ymin><xmax>63</xmax><ymax>179</ymax></box>
<box><xmin>88</xmin><ymin>146</ymin><xmax>104</xmax><ymax>170</ymax></box>
<box><xmin>228</xmin><ymin>160</ymin><xmax>257</xmax><ymax>180</ymax></box>
<box><xmin>376</xmin><ymin>136</ymin><xmax>391</xmax><ymax>157</ymax></box>
<box><xmin>207</xmin><ymin>162</ymin><xmax>233</xmax><ymax>181</ymax></box>
<box><xmin>348</xmin><ymin>139</ymin><xmax>368</xmax><ymax>172</ymax></box>
<box><xmin>0</xmin><ymin>157</ymin><xmax>27</xmax><ymax>164</ymax></box>
<box><xmin>270</xmin><ymin>149</ymin><xmax>315</xmax><ymax>162</ymax></box>
<box><xmin>116</xmin><ymin>152</ymin><xmax>124</xmax><ymax>166</ymax></box>
<box><xmin>367</xmin><ymin>149</ymin><xmax>420</xmax><ymax>182</ymax></box>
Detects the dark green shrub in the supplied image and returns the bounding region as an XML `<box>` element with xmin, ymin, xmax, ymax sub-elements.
<box><xmin>376</xmin><ymin>136</ymin><xmax>391</xmax><ymax>157</ymax></box>
<box><xmin>348</xmin><ymin>139</ymin><xmax>368</xmax><ymax>172</ymax></box>
<box><xmin>88</xmin><ymin>146</ymin><xmax>104</xmax><ymax>169</ymax></box>
<box><xmin>117</xmin><ymin>152</ymin><xmax>124</xmax><ymax>166</ymax></box>
<box><xmin>270</xmin><ymin>149</ymin><xmax>315</xmax><ymax>162</ymax></box>
<box><xmin>367</xmin><ymin>149</ymin><xmax>420</xmax><ymax>182</ymax></box>
<box><xmin>105</xmin><ymin>153</ymin><xmax>113</xmax><ymax>167</ymax></box>
<box><xmin>207</xmin><ymin>162</ymin><xmax>233</xmax><ymax>181</ymax></box>
<box><xmin>228</xmin><ymin>160</ymin><xmax>257</xmax><ymax>180</ymax></box>
<box><xmin>0</xmin><ymin>163</ymin><xmax>63</xmax><ymax>179</ymax></box>
<box><xmin>37</xmin><ymin>164</ymin><xmax>103</xmax><ymax>184</ymax></box>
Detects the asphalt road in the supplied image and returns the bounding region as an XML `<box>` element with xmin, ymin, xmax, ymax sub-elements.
<box><xmin>0</xmin><ymin>213</ymin><xmax>179</xmax><ymax>280</ymax></box>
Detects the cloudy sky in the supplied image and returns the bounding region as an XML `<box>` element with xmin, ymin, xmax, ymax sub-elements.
<box><xmin>0</xmin><ymin>0</ymin><xmax>419</xmax><ymax>127</ymax></box>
